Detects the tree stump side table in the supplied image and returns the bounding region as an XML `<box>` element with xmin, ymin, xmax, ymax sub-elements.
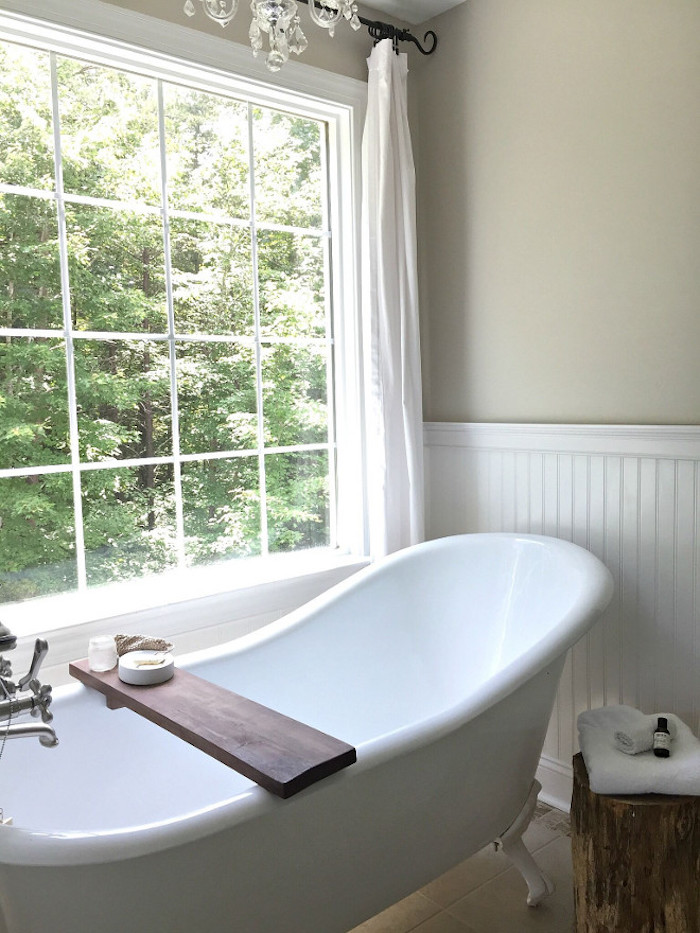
<box><xmin>571</xmin><ymin>752</ymin><xmax>700</xmax><ymax>933</ymax></box>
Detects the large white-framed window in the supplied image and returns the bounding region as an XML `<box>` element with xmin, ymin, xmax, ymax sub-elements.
<box><xmin>0</xmin><ymin>2</ymin><xmax>368</xmax><ymax>642</ymax></box>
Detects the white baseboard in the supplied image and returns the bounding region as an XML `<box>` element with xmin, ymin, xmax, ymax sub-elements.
<box><xmin>536</xmin><ymin>755</ymin><xmax>573</xmax><ymax>813</ymax></box>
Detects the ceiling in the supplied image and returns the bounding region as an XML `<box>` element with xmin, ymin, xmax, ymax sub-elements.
<box><xmin>363</xmin><ymin>0</ymin><xmax>465</xmax><ymax>26</ymax></box>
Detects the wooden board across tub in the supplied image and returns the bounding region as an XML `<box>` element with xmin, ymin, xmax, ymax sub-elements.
<box><xmin>69</xmin><ymin>658</ymin><xmax>356</xmax><ymax>798</ymax></box>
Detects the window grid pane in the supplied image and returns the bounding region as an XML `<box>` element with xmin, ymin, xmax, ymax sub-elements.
<box><xmin>0</xmin><ymin>39</ymin><xmax>337</xmax><ymax>606</ymax></box>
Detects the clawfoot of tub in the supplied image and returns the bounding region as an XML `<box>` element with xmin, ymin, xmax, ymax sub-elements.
<box><xmin>494</xmin><ymin>780</ymin><xmax>555</xmax><ymax>908</ymax></box>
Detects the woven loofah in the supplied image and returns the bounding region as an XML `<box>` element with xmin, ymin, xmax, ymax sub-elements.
<box><xmin>114</xmin><ymin>633</ymin><xmax>174</xmax><ymax>657</ymax></box>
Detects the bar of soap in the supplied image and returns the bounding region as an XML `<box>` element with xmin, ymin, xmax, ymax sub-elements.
<box><xmin>118</xmin><ymin>650</ymin><xmax>174</xmax><ymax>686</ymax></box>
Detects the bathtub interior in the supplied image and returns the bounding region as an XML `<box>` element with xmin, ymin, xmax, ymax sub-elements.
<box><xmin>187</xmin><ymin>535</ymin><xmax>600</xmax><ymax>739</ymax></box>
<box><xmin>0</xmin><ymin>535</ymin><xmax>599</xmax><ymax>836</ymax></box>
<box><xmin>0</xmin><ymin>686</ymin><xmax>255</xmax><ymax>834</ymax></box>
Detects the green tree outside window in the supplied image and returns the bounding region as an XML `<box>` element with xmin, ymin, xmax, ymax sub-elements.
<box><xmin>0</xmin><ymin>39</ymin><xmax>334</xmax><ymax>605</ymax></box>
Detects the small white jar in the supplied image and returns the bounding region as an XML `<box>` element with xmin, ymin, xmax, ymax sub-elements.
<box><xmin>88</xmin><ymin>635</ymin><xmax>118</xmax><ymax>672</ymax></box>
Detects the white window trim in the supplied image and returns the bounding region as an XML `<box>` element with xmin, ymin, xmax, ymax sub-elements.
<box><xmin>0</xmin><ymin>0</ymin><xmax>370</xmax><ymax>653</ymax></box>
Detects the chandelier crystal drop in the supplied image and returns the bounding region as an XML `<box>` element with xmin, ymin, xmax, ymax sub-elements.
<box><xmin>184</xmin><ymin>0</ymin><xmax>239</xmax><ymax>28</ymax></box>
<box><xmin>184</xmin><ymin>0</ymin><xmax>361</xmax><ymax>71</ymax></box>
<box><xmin>249</xmin><ymin>0</ymin><xmax>305</xmax><ymax>72</ymax></box>
<box><xmin>307</xmin><ymin>0</ymin><xmax>361</xmax><ymax>38</ymax></box>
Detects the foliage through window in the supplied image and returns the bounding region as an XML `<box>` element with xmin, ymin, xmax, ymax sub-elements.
<box><xmin>0</xmin><ymin>37</ymin><xmax>339</xmax><ymax>606</ymax></box>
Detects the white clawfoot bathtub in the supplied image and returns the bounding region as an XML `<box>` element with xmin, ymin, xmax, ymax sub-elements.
<box><xmin>0</xmin><ymin>533</ymin><xmax>612</xmax><ymax>933</ymax></box>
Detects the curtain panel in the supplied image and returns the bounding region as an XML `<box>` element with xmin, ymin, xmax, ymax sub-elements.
<box><xmin>362</xmin><ymin>39</ymin><xmax>424</xmax><ymax>557</ymax></box>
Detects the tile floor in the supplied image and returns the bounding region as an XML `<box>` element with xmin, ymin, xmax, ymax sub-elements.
<box><xmin>348</xmin><ymin>803</ymin><xmax>574</xmax><ymax>933</ymax></box>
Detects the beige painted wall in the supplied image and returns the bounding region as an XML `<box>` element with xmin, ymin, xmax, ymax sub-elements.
<box><xmin>413</xmin><ymin>0</ymin><xmax>700</xmax><ymax>424</ymax></box>
<box><xmin>103</xmin><ymin>0</ymin><xmax>381</xmax><ymax>82</ymax></box>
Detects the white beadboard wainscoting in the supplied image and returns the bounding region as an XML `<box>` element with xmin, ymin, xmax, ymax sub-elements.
<box><xmin>424</xmin><ymin>423</ymin><xmax>700</xmax><ymax>810</ymax></box>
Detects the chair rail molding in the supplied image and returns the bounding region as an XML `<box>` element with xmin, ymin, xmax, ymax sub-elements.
<box><xmin>424</xmin><ymin>422</ymin><xmax>700</xmax><ymax>810</ymax></box>
<box><xmin>425</xmin><ymin>422</ymin><xmax>700</xmax><ymax>459</ymax></box>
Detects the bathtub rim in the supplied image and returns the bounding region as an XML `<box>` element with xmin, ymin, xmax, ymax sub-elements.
<box><xmin>0</xmin><ymin>533</ymin><xmax>613</xmax><ymax>867</ymax></box>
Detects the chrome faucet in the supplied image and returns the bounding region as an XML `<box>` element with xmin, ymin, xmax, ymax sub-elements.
<box><xmin>0</xmin><ymin>626</ymin><xmax>58</xmax><ymax>748</ymax></box>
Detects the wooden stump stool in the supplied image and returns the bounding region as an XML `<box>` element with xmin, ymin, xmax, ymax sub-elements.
<box><xmin>571</xmin><ymin>752</ymin><xmax>700</xmax><ymax>933</ymax></box>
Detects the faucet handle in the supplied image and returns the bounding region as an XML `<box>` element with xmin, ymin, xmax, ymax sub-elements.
<box><xmin>29</xmin><ymin>683</ymin><xmax>53</xmax><ymax>724</ymax></box>
<box><xmin>18</xmin><ymin>639</ymin><xmax>49</xmax><ymax>692</ymax></box>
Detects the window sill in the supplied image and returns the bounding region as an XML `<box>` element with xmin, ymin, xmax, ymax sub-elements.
<box><xmin>3</xmin><ymin>550</ymin><xmax>370</xmax><ymax>688</ymax></box>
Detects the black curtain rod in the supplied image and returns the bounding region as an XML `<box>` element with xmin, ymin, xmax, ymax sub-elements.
<box><xmin>297</xmin><ymin>0</ymin><xmax>438</xmax><ymax>55</ymax></box>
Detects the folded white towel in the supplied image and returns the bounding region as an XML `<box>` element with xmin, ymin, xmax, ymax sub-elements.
<box><xmin>614</xmin><ymin>711</ymin><xmax>678</xmax><ymax>755</ymax></box>
<box><xmin>578</xmin><ymin>705</ymin><xmax>700</xmax><ymax>795</ymax></box>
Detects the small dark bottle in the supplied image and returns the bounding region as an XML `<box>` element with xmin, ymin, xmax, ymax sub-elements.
<box><xmin>653</xmin><ymin>717</ymin><xmax>671</xmax><ymax>758</ymax></box>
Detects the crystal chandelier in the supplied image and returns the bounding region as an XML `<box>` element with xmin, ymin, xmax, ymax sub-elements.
<box><xmin>184</xmin><ymin>0</ymin><xmax>362</xmax><ymax>72</ymax></box>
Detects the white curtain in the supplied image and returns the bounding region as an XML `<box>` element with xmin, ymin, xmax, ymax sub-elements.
<box><xmin>362</xmin><ymin>39</ymin><xmax>424</xmax><ymax>557</ymax></box>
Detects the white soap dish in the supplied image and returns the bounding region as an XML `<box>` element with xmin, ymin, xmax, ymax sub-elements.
<box><xmin>118</xmin><ymin>650</ymin><xmax>175</xmax><ymax>686</ymax></box>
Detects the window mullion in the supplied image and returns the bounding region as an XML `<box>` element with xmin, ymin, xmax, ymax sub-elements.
<box><xmin>157</xmin><ymin>79</ymin><xmax>186</xmax><ymax>568</ymax></box>
<box><xmin>247</xmin><ymin>103</ymin><xmax>269</xmax><ymax>557</ymax></box>
<box><xmin>320</xmin><ymin>124</ymin><xmax>338</xmax><ymax>550</ymax></box>
<box><xmin>50</xmin><ymin>51</ymin><xmax>87</xmax><ymax>591</ymax></box>
<box><xmin>0</xmin><ymin>181</ymin><xmax>55</xmax><ymax>201</ymax></box>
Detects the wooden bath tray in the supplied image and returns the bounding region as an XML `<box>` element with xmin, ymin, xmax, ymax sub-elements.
<box><xmin>69</xmin><ymin>658</ymin><xmax>356</xmax><ymax>798</ymax></box>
